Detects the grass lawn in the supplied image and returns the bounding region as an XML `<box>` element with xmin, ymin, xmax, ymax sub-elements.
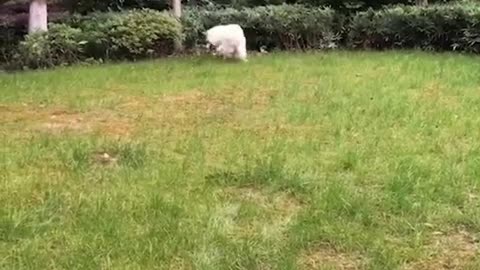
<box><xmin>1</xmin><ymin>51</ymin><xmax>480</xmax><ymax>270</ymax></box>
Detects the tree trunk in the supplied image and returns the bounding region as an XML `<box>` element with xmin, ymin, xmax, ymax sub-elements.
<box><xmin>172</xmin><ymin>0</ymin><xmax>181</xmax><ymax>18</ymax></box>
<box><xmin>172</xmin><ymin>0</ymin><xmax>182</xmax><ymax>51</ymax></box>
<box><xmin>28</xmin><ymin>0</ymin><xmax>48</xmax><ymax>34</ymax></box>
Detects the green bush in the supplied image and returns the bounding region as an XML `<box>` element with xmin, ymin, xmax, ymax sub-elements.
<box><xmin>182</xmin><ymin>4</ymin><xmax>343</xmax><ymax>50</ymax></box>
<box><xmin>205</xmin><ymin>0</ymin><xmax>295</xmax><ymax>8</ymax></box>
<box><xmin>197</xmin><ymin>0</ymin><xmax>454</xmax><ymax>12</ymax></box>
<box><xmin>65</xmin><ymin>0</ymin><xmax>169</xmax><ymax>14</ymax></box>
<box><xmin>67</xmin><ymin>0</ymin><xmax>430</xmax><ymax>14</ymax></box>
<box><xmin>9</xmin><ymin>9</ymin><xmax>182</xmax><ymax>69</ymax></box>
<box><xmin>77</xmin><ymin>9</ymin><xmax>182</xmax><ymax>59</ymax></box>
<box><xmin>299</xmin><ymin>0</ymin><xmax>454</xmax><ymax>12</ymax></box>
<box><xmin>0</xmin><ymin>18</ymin><xmax>31</xmax><ymax>68</ymax></box>
<box><xmin>7</xmin><ymin>3</ymin><xmax>480</xmax><ymax>70</ymax></box>
<box><xmin>348</xmin><ymin>4</ymin><xmax>480</xmax><ymax>52</ymax></box>
<box><xmin>13</xmin><ymin>24</ymin><xmax>86</xmax><ymax>69</ymax></box>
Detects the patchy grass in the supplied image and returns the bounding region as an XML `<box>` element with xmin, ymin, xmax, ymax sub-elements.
<box><xmin>1</xmin><ymin>51</ymin><xmax>480</xmax><ymax>269</ymax></box>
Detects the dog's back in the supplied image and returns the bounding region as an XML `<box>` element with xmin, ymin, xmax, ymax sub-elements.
<box><xmin>206</xmin><ymin>24</ymin><xmax>245</xmax><ymax>46</ymax></box>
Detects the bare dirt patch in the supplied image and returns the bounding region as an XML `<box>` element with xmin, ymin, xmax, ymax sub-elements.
<box><xmin>405</xmin><ymin>230</ymin><xmax>478</xmax><ymax>270</ymax></box>
<box><xmin>0</xmin><ymin>89</ymin><xmax>275</xmax><ymax>136</ymax></box>
<box><xmin>41</xmin><ymin>111</ymin><xmax>92</xmax><ymax>134</ymax></box>
<box><xmin>297</xmin><ymin>245</ymin><xmax>366</xmax><ymax>270</ymax></box>
<box><xmin>0</xmin><ymin>104</ymin><xmax>135</xmax><ymax>136</ymax></box>
<box><xmin>40</xmin><ymin>111</ymin><xmax>134</xmax><ymax>136</ymax></box>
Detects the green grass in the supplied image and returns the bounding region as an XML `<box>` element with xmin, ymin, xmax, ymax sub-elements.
<box><xmin>1</xmin><ymin>51</ymin><xmax>480</xmax><ymax>270</ymax></box>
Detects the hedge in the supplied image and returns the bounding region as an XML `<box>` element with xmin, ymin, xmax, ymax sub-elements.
<box><xmin>348</xmin><ymin>4</ymin><xmax>480</xmax><ymax>52</ymax></box>
<box><xmin>5</xmin><ymin>4</ymin><xmax>480</xmax><ymax>70</ymax></box>
<box><xmin>66</xmin><ymin>0</ymin><xmax>454</xmax><ymax>13</ymax></box>
<box><xmin>182</xmin><ymin>4</ymin><xmax>343</xmax><ymax>51</ymax></box>
<box><xmin>65</xmin><ymin>0</ymin><xmax>170</xmax><ymax>14</ymax></box>
<box><xmin>0</xmin><ymin>21</ymin><xmax>20</xmax><ymax>65</ymax></box>
<box><xmin>7</xmin><ymin>9</ymin><xmax>182</xmax><ymax>69</ymax></box>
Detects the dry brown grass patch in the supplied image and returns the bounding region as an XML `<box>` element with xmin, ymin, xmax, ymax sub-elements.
<box><xmin>412</xmin><ymin>82</ymin><xmax>460</xmax><ymax>110</ymax></box>
<box><xmin>298</xmin><ymin>245</ymin><xmax>366</xmax><ymax>270</ymax></box>
<box><xmin>221</xmin><ymin>187</ymin><xmax>303</xmax><ymax>238</ymax></box>
<box><xmin>168</xmin><ymin>257</ymin><xmax>192</xmax><ymax>270</ymax></box>
<box><xmin>41</xmin><ymin>110</ymin><xmax>92</xmax><ymax>134</ymax></box>
<box><xmin>405</xmin><ymin>230</ymin><xmax>479</xmax><ymax>270</ymax></box>
<box><xmin>42</xmin><ymin>111</ymin><xmax>134</xmax><ymax>137</ymax></box>
<box><xmin>160</xmin><ymin>90</ymin><xmax>233</xmax><ymax>119</ymax></box>
<box><xmin>0</xmin><ymin>89</ymin><xmax>275</xmax><ymax>136</ymax></box>
<box><xmin>225</xmin><ymin>187</ymin><xmax>302</xmax><ymax>216</ymax></box>
<box><xmin>0</xmin><ymin>104</ymin><xmax>135</xmax><ymax>136</ymax></box>
<box><xmin>147</xmin><ymin>89</ymin><xmax>275</xmax><ymax>131</ymax></box>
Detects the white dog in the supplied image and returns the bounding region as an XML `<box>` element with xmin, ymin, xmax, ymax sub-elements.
<box><xmin>205</xmin><ymin>24</ymin><xmax>247</xmax><ymax>61</ymax></box>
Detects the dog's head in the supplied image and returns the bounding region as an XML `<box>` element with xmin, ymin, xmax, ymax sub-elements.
<box><xmin>200</xmin><ymin>31</ymin><xmax>217</xmax><ymax>55</ymax></box>
<box><xmin>205</xmin><ymin>43</ymin><xmax>216</xmax><ymax>53</ymax></box>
